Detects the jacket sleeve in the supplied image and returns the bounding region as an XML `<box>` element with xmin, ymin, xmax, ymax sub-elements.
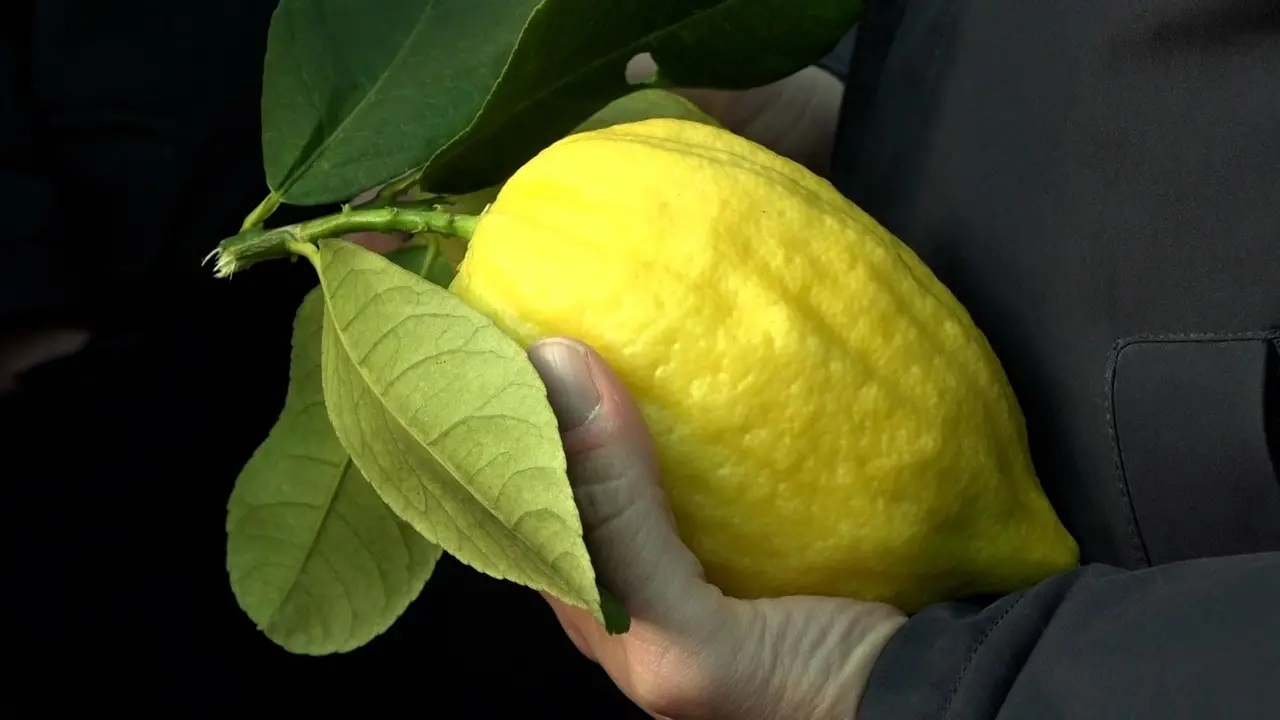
<box><xmin>817</xmin><ymin>27</ymin><xmax>857</xmax><ymax>81</ymax></box>
<box><xmin>858</xmin><ymin>553</ymin><xmax>1280</xmax><ymax>719</ymax></box>
<box><xmin>0</xmin><ymin>4</ymin><xmax>86</xmax><ymax>330</ymax></box>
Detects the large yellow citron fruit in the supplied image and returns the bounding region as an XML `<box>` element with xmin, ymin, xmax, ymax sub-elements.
<box><xmin>450</xmin><ymin>117</ymin><xmax>1079</xmax><ymax>612</ymax></box>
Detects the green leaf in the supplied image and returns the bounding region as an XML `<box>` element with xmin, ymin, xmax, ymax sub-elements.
<box><xmin>260</xmin><ymin>0</ymin><xmax>861</xmax><ymax>204</ymax></box>
<box><xmin>642</xmin><ymin>1</ymin><xmax>865</xmax><ymax>90</ymax></box>
<box><xmin>311</xmin><ymin>239</ymin><xmax>606</xmax><ymax>623</ymax></box>
<box><xmin>569</xmin><ymin>87</ymin><xmax>720</xmax><ymax>136</ymax></box>
<box><xmin>261</xmin><ymin>0</ymin><xmax>540</xmax><ymax>205</ymax></box>
<box><xmin>227</xmin><ymin>289</ymin><xmax>443</xmax><ymax>655</ymax></box>
<box><xmin>386</xmin><ymin>239</ymin><xmax>461</xmax><ymax>289</ymax></box>
<box><xmin>421</xmin><ymin>0</ymin><xmax>863</xmax><ymax>192</ymax></box>
<box><xmin>599</xmin><ymin>586</ymin><xmax>631</xmax><ymax>635</ymax></box>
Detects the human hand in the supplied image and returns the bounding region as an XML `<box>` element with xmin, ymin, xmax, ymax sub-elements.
<box><xmin>0</xmin><ymin>327</ymin><xmax>90</xmax><ymax>395</ymax></box>
<box><xmin>625</xmin><ymin>54</ymin><xmax>845</xmax><ymax>176</ymax></box>
<box><xmin>526</xmin><ymin>337</ymin><xmax>906</xmax><ymax>720</ymax></box>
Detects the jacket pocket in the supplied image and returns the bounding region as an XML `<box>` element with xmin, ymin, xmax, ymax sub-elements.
<box><xmin>1108</xmin><ymin>331</ymin><xmax>1280</xmax><ymax>566</ymax></box>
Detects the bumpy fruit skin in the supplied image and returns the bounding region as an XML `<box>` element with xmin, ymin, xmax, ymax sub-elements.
<box><xmin>450</xmin><ymin>118</ymin><xmax>1079</xmax><ymax>612</ymax></box>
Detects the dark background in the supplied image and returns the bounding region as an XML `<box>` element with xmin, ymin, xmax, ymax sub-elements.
<box><xmin>0</xmin><ymin>1</ymin><xmax>641</xmax><ymax>713</ymax></box>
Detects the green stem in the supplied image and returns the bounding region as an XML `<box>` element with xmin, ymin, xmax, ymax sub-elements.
<box><xmin>208</xmin><ymin>206</ymin><xmax>479</xmax><ymax>278</ymax></box>
<box><xmin>241</xmin><ymin>191</ymin><xmax>283</xmax><ymax>231</ymax></box>
<box><xmin>418</xmin><ymin>233</ymin><xmax>441</xmax><ymax>274</ymax></box>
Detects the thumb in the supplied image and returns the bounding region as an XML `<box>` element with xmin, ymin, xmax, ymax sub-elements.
<box><xmin>527</xmin><ymin>337</ymin><xmax>714</xmax><ymax>622</ymax></box>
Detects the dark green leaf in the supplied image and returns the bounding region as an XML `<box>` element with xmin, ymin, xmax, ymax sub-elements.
<box><xmin>311</xmin><ymin>239</ymin><xmax>609</xmax><ymax>624</ymax></box>
<box><xmin>599</xmin><ymin>586</ymin><xmax>631</xmax><ymax>635</ymax></box>
<box><xmin>645</xmin><ymin>1</ymin><xmax>865</xmax><ymax>90</ymax></box>
<box><xmin>227</xmin><ymin>289</ymin><xmax>442</xmax><ymax>655</ymax></box>
<box><xmin>423</xmin><ymin>0</ymin><xmax>863</xmax><ymax>191</ymax></box>
<box><xmin>260</xmin><ymin>0</ymin><xmax>861</xmax><ymax>203</ymax></box>
<box><xmin>261</xmin><ymin>0</ymin><xmax>541</xmax><ymax>205</ymax></box>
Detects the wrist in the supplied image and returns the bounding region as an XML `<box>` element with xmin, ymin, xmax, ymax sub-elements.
<box><xmin>730</xmin><ymin>596</ymin><xmax>906</xmax><ymax>720</ymax></box>
<box><xmin>832</xmin><ymin>603</ymin><xmax>907</xmax><ymax>720</ymax></box>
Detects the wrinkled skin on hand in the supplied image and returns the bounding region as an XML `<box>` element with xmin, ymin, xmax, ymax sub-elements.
<box><xmin>526</xmin><ymin>338</ymin><xmax>905</xmax><ymax>720</ymax></box>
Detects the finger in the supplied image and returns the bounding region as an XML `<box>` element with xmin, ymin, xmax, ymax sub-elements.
<box><xmin>541</xmin><ymin>591</ymin><xmax>707</xmax><ymax>720</ymax></box>
<box><xmin>734</xmin><ymin>65</ymin><xmax>843</xmax><ymax>176</ymax></box>
<box><xmin>344</xmin><ymin>230</ymin><xmax>408</xmax><ymax>254</ymax></box>
<box><xmin>527</xmin><ymin>338</ymin><xmax>716</xmax><ymax>622</ymax></box>
<box><xmin>540</xmin><ymin>591</ymin><xmax>597</xmax><ymax>661</ymax></box>
<box><xmin>623</xmin><ymin>53</ymin><xmax>840</xmax><ymax>177</ymax></box>
<box><xmin>350</xmin><ymin>186</ymin><xmax>382</xmax><ymax>206</ymax></box>
<box><xmin>345</xmin><ymin>185</ymin><xmax>410</xmax><ymax>253</ymax></box>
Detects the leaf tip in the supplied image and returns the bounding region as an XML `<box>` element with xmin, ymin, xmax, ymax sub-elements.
<box><xmin>599</xmin><ymin>585</ymin><xmax>631</xmax><ymax>635</ymax></box>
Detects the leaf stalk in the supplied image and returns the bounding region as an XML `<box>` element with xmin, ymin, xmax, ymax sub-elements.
<box><xmin>365</xmin><ymin>166</ymin><xmax>429</xmax><ymax>209</ymax></box>
<box><xmin>241</xmin><ymin>191</ymin><xmax>283</xmax><ymax>231</ymax></box>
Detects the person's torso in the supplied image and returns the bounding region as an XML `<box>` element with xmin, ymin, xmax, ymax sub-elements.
<box><xmin>833</xmin><ymin>0</ymin><xmax>1280</xmax><ymax>569</ymax></box>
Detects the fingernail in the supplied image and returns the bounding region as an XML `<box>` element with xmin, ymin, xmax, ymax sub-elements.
<box><xmin>529</xmin><ymin>339</ymin><xmax>602</xmax><ymax>431</ymax></box>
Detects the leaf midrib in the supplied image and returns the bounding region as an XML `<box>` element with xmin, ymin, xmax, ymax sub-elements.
<box><xmin>278</xmin><ymin>0</ymin><xmax>737</xmax><ymax>199</ymax></box>
<box><xmin>275</xmin><ymin>0</ymin><xmax>440</xmax><ymax>199</ymax></box>
<box><xmin>319</xmin><ymin>258</ymin><xmax>586</xmax><ymax>602</ymax></box>
<box><xmin>264</xmin><ymin>451</ymin><xmax>355</xmax><ymax>639</ymax></box>
<box><xmin>426</xmin><ymin>0</ymin><xmax>736</xmax><ymax>171</ymax></box>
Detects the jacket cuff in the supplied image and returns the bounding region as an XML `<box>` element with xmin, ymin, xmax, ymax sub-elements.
<box><xmin>857</xmin><ymin>569</ymin><xmax>1094</xmax><ymax>719</ymax></box>
<box><xmin>817</xmin><ymin>27</ymin><xmax>858</xmax><ymax>81</ymax></box>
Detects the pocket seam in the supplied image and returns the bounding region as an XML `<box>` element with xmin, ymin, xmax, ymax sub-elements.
<box><xmin>1103</xmin><ymin>328</ymin><xmax>1280</xmax><ymax>568</ymax></box>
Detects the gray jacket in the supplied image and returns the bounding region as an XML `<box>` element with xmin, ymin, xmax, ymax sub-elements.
<box><xmin>826</xmin><ymin>1</ymin><xmax>1280</xmax><ymax>717</ymax></box>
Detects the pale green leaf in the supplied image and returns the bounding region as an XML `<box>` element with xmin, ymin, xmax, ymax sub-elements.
<box><xmin>227</xmin><ymin>288</ymin><xmax>442</xmax><ymax>655</ymax></box>
<box><xmin>312</xmin><ymin>239</ymin><xmax>603</xmax><ymax>622</ymax></box>
<box><xmin>386</xmin><ymin>239</ymin><xmax>462</xmax><ymax>289</ymax></box>
<box><xmin>568</xmin><ymin>87</ymin><xmax>720</xmax><ymax>136</ymax></box>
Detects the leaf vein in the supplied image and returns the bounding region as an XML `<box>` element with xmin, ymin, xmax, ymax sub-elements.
<box><xmin>276</xmin><ymin>0</ymin><xmax>441</xmax><ymax>198</ymax></box>
<box><xmin>428</xmin><ymin>0</ymin><xmax>736</xmax><ymax>171</ymax></box>
<box><xmin>321</xmin><ymin>247</ymin><xmax>585</xmax><ymax>601</ymax></box>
